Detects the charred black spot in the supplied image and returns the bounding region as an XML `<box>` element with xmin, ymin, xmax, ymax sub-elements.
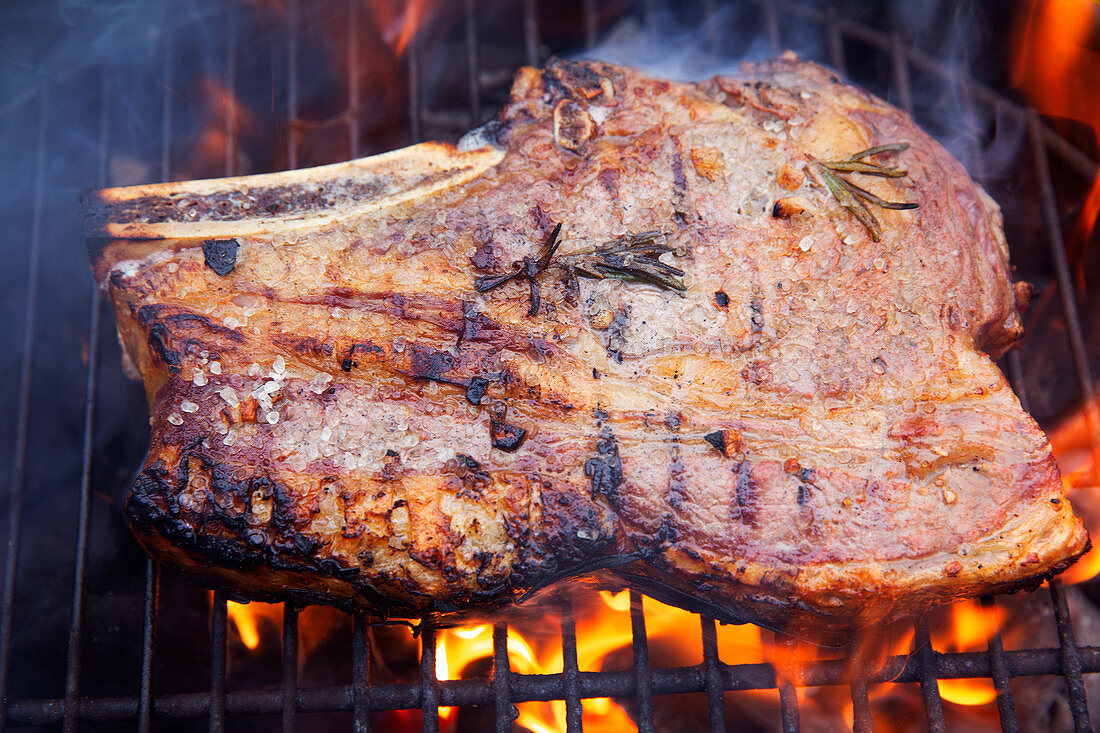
<box><xmin>670</xmin><ymin>150</ymin><xmax>693</xmax><ymax>225</ymax></box>
<box><xmin>202</xmin><ymin>238</ymin><xmax>239</xmax><ymax>276</ymax></box>
<box><xmin>451</xmin><ymin>454</ymin><xmax>491</xmax><ymax>483</ymax></box>
<box><xmin>592</xmin><ymin>368</ymin><xmax>600</xmax><ymax>380</ymax></box>
<box><xmin>148</xmin><ymin>324</ymin><xmax>181</xmax><ymax>373</ymax></box>
<box><xmin>340</xmin><ymin>342</ymin><xmax>382</xmax><ymax>371</ymax></box>
<box><xmin>704</xmin><ymin>430</ymin><xmax>728</xmax><ymax>457</ymax></box>
<box><xmin>471</xmin><ymin>243</ymin><xmax>496</xmax><ymax>271</ymax></box>
<box><xmin>409</xmin><ymin>344</ymin><xmax>456</xmax><ymax>382</ymax></box>
<box><xmin>585</xmin><ymin>435</ymin><xmax>623</xmax><ymax>507</ymax></box>
<box><xmin>466</xmin><ymin>376</ymin><xmax>490</xmax><ymax>406</ymax></box>
<box><xmin>797</xmin><ymin>484</ymin><xmax>808</xmax><ymax>507</ymax></box>
<box><xmin>749</xmin><ymin>295</ymin><xmax>764</xmax><ymax>332</ymax></box>
<box><xmin>714</xmin><ymin>290</ymin><xmax>729</xmax><ymax>308</ymax></box>
<box><xmin>668</xmin><ymin>459</ymin><xmax>688</xmax><ymax>510</ymax></box>
<box><xmin>545</xmin><ymin>58</ymin><xmax>611</xmax><ymax>102</ymax></box>
<box><xmin>490</xmin><ymin>419</ymin><xmax>527</xmax><ymax>451</ymax></box>
<box><xmin>459</xmin><ymin>300</ymin><xmax>483</xmax><ymax>344</ymax></box>
<box><xmin>732</xmin><ymin>462</ymin><xmax>758</xmax><ymax>526</ymax></box>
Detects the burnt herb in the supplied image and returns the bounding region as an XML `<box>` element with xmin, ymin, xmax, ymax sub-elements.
<box><xmin>202</xmin><ymin>238</ymin><xmax>239</xmax><ymax>276</ymax></box>
<box><xmin>475</xmin><ymin>223</ymin><xmax>562</xmax><ymax>317</ymax></box>
<box><xmin>557</xmin><ymin>231</ymin><xmax>687</xmax><ymax>293</ymax></box>
<box><xmin>490</xmin><ymin>418</ymin><xmax>527</xmax><ymax>451</ymax></box>
<box><xmin>814</xmin><ymin>142</ymin><xmax>918</xmax><ymax>242</ymax></box>
<box><xmin>465</xmin><ymin>376</ymin><xmax>490</xmax><ymax>406</ymax></box>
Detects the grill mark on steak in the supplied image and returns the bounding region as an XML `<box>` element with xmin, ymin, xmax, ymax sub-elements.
<box><xmin>670</xmin><ymin>144</ymin><xmax>695</xmax><ymax>225</ymax></box>
<box><xmin>731</xmin><ymin>461</ymin><xmax>759</xmax><ymax>527</ymax></box>
<box><xmin>585</xmin><ymin>433</ymin><xmax>623</xmax><ymax>509</ymax></box>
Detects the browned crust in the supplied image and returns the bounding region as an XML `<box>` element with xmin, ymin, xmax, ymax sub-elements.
<box><xmin>92</xmin><ymin>57</ymin><xmax>1088</xmax><ymax>628</ymax></box>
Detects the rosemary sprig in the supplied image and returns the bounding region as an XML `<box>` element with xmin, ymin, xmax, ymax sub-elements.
<box><xmin>475</xmin><ymin>227</ymin><xmax>687</xmax><ymax>316</ymax></box>
<box><xmin>475</xmin><ymin>222</ymin><xmax>562</xmax><ymax>316</ymax></box>
<box><xmin>557</xmin><ymin>231</ymin><xmax>687</xmax><ymax>293</ymax></box>
<box><xmin>815</xmin><ymin>142</ymin><xmax>918</xmax><ymax>242</ymax></box>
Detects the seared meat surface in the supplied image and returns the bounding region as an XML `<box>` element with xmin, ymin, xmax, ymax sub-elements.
<box><xmin>86</xmin><ymin>55</ymin><xmax>1087</xmax><ymax>628</ymax></box>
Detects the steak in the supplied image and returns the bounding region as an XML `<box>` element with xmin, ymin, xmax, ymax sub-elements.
<box><xmin>85</xmin><ymin>55</ymin><xmax>1088</xmax><ymax>629</ymax></box>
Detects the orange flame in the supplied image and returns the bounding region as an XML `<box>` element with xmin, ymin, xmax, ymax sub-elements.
<box><xmin>933</xmin><ymin>600</ymin><xmax>1005</xmax><ymax>707</ymax></box>
<box><xmin>1050</xmin><ymin>396</ymin><xmax>1100</xmax><ymax>583</ymax></box>
<box><xmin>226</xmin><ymin>600</ymin><xmax>284</xmax><ymax>650</ymax></box>
<box><xmin>1013</xmin><ymin>0</ymin><xmax>1100</xmax><ymax>272</ymax></box>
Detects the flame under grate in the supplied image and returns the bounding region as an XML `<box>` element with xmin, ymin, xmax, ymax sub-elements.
<box><xmin>1</xmin><ymin>1</ymin><xmax>1098</xmax><ymax>732</ymax></box>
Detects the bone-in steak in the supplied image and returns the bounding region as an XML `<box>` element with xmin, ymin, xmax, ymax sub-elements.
<box><xmin>85</xmin><ymin>55</ymin><xmax>1088</xmax><ymax>629</ymax></box>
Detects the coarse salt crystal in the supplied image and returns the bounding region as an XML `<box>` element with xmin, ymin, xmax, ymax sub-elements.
<box><xmin>264</xmin><ymin>381</ymin><xmax>281</xmax><ymax>394</ymax></box>
<box><xmin>320</xmin><ymin>426</ymin><xmax>332</xmax><ymax>442</ymax></box>
<box><xmin>223</xmin><ymin>316</ymin><xmax>240</xmax><ymax>328</ymax></box>
<box><xmin>265</xmin><ymin>411</ymin><xmax>279</xmax><ymax>424</ymax></box>
<box><xmin>798</xmin><ymin>236</ymin><xmax>814</xmax><ymax>252</ymax></box>
<box><xmin>192</xmin><ymin>372</ymin><xmax>207</xmax><ymax>386</ymax></box>
<box><xmin>209</xmin><ymin>361</ymin><xmax>222</xmax><ymax>374</ymax></box>
<box><xmin>167</xmin><ymin>412</ymin><xmax>183</xmax><ymax>426</ymax></box>
<box><xmin>248</xmin><ymin>362</ymin><xmax>261</xmax><ymax>376</ymax></box>
<box><xmin>843</xmin><ymin>233</ymin><xmax>859</xmax><ymax>245</ymax></box>
<box><xmin>273</xmin><ymin>355</ymin><xmax>286</xmax><ymax>374</ymax></box>
<box><xmin>218</xmin><ymin>387</ymin><xmax>240</xmax><ymax>407</ymax></box>
<box><xmin>180</xmin><ymin>400</ymin><xmax>199</xmax><ymax>413</ymax></box>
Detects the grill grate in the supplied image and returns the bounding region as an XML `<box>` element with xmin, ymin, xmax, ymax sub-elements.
<box><xmin>1</xmin><ymin>1</ymin><xmax>1098</xmax><ymax>731</ymax></box>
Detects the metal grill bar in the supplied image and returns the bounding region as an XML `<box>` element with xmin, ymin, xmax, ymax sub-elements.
<box><xmin>287</xmin><ymin>0</ymin><xmax>299</xmax><ymax>169</ymax></box>
<box><xmin>407</xmin><ymin>36</ymin><xmax>422</xmax><ymax>144</ymax></box>
<box><xmin>493</xmin><ymin>622</ymin><xmax>514</xmax><ymax>733</ymax></box>
<box><xmin>641</xmin><ymin>0</ymin><xmax>657</xmax><ymax>40</ymax></box>
<box><xmin>824</xmin><ymin>6</ymin><xmax>846</xmax><ymax>77</ymax></box>
<box><xmin>464</xmin><ymin>0</ymin><xmax>481</xmax><ymax>125</ymax></box>
<box><xmin>629</xmin><ymin>591</ymin><xmax>655</xmax><ymax>733</ymax></box>
<box><xmin>282</xmin><ymin>604</ymin><xmax>300</xmax><ymax>732</ymax></box>
<box><xmin>561</xmin><ymin>597</ymin><xmax>583</xmax><ymax>733</ymax></box>
<box><xmin>223</xmin><ymin>10</ymin><xmax>238</xmax><ymax>178</ymax></box>
<box><xmin>848</xmin><ymin>636</ymin><xmax>872</xmax><ymax>733</ymax></box>
<box><xmin>523</xmin><ymin>0</ymin><xmax>540</xmax><ymax>68</ymax></box>
<box><xmin>889</xmin><ymin>31</ymin><xmax>913</xmax><ymax>113</ymax></box>
<box><xmin>138</xmin><ymin>559</ymin><xmax>159</xmax><ymax>733</ymax></box>
<box><xmin>209</xmin><ymin>592</ymin><xmax>228</xmax><ymax>732</ymax></box>
<box><xmin>0</xmin><ymin>79</ymin><xmax>48</xmax><ymax>730</ymax></box>
<box><xmin>1027</xmin><ymin>109</ymin><xmax>1100</xmax><ymax>457</ymax></box>
<box><xmin>351</xmin><ymin>614</ymin><xmax>372</xmax><ymax>732</ymax></box>
<box><xmin>347</xmin><ymin>0</ymin><xmax>361</xmax><ymax>157</ymax></box>
<box><xmin>419</xmin><ymin>624</ymin><xmax>440</xmax><ymax>733</ymax></box>
<box><xmin>16</xmin><ymin>643</ymin><xmax>1100</xmax><ymax>724</ymax></box>
<box><xmin>776</xmin><ymin>636</ymin><xmax>800</xmax><ymax>733</ymax></box>
<box><xmin>61</xmin><ymin>71</ymin><xmax>108</xmax><ymax>733</ymax></box>
<box><xmin>914</xmin><ymin>621</ymin><xmax>946</xmax><ymax>733</ymax></box>
<box><xmin>982</xmin><ymin>596</ymin><xmax>1018</xmax><ymax>733</ymax></box>
<box><xmin>763</xmin><ymin>2</ymin><xmax>780</xmax><ymax>55</ymax></box>
<box><xmin>1050</xmin><ymin>580</ymin><xmax>1091</xmax><ymax>732</ymax></box>
<box><xmin>700</xmin><ymin>616</ymin><xmax>726</xmax><ymax>733</ymax></box>
<box><xmin>138</xmin><ymin>39</ymin><xmax>174</xmax><ymax>733</ymax></box>
<box><xmin>582</xmin><ymin>0</ymin><xmax>598</xmax><ymax>50</ymax></box>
